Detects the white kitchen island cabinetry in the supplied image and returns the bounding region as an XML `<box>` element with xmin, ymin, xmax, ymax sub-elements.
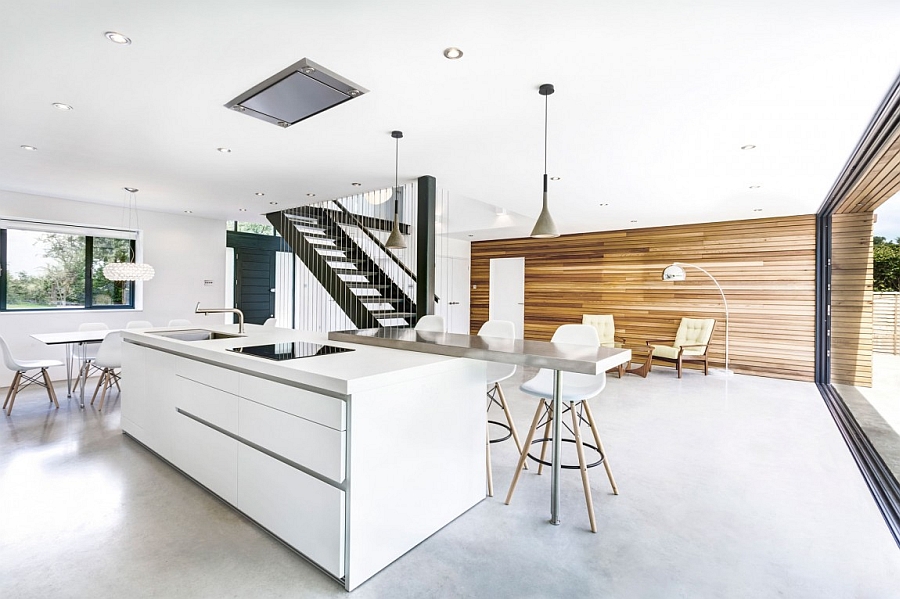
<box><xmin>121</xmin><ymin>327</ymin><xmax>485</xmax><ymax>591</ymax></box>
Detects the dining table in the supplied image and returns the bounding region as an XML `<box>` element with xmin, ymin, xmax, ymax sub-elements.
<box><xmin>328</xmin><ymin>326</ymin><xmax>631</xmax><ymax>527</ymax></box>
<box><xmin>31</xmin><ymin>329</ymin><xmax>116</xmax><ymax>408</ymax></box>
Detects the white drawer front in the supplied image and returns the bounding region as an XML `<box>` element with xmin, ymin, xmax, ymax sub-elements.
<box><xmin>175</xmin><ymin>357</ymin><xmax>240</xmax><ymax>394</ymax></box>
<box><xmin>238</xmin><ymin>445</ymin><xmax>345</xmax><ymax>578</ymax></box>
<box><xmin>173</xmin><ymin>411</ymin><xmax>238</xmax><ymax>506</ymax></box>
<box><xmin>175</xmin><ymin>376</ymin><xmax>239</xmax><ymax>434</ymax></box>
<box><xmin>238</xmin><ymin>397</ymin><xmax>345</xmax><ymax>483</ymax></box>
<box><xmin>239</xmin><ymin>374</ymin><xmax>346</xmax><ymax>430</ymax></box>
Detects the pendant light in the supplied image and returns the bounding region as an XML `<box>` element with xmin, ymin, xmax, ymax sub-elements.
<box><xmin>385</xmin><ymin>130</ymin><xmax>407</xmax><ymax>250</ymax></box>
<box><xmin>102</xmin><ymin>187</ymin><xmax>155</xmax><ymax>281</ymax></box>
<box><xmin>530</xmin><ymin>83</ymin><xmax>560</xmax><ymax>238</ymax></box>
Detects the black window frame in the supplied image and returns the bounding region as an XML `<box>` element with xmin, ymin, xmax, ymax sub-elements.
<box><xmin>0</xmin><ymin>227</ymin><xmax>137</xmax><ymax>311</ymax></box>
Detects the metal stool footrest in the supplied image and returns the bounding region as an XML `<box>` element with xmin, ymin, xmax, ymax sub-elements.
<box><xmin>488</xmin><ymin>419</ymin><xmax>513</xmax><ymax>444</ymax></box>
<box><xmin>526</xmin><ymin>437</ymin><xmax>604</xmax><ymax>469</ymax></box>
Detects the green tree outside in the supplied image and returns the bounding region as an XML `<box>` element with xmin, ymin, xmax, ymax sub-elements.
<box><xmin>874</xmin><ymin>236</ymin><xmax>900</xmax><ymax>292</ymax></box>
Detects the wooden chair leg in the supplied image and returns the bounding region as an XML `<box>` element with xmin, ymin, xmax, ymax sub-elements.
<box><xmin>582</xmin><ymin>399</ymin><xmax>618</xmax><ymax>495</ymax></box>
<box><xmin>505</xmin><ymin>399</ymin><xmax>546</xmax><ymax>505</ymax></box>
<box><xmin>704</xmin><ymin>357</ymin><xmax>709</xmax><ymax>375</ymax></box>
<box><xmin>571</xmin><ymin>401</ymin><xmax>597</xmax><ymax>533</ymax></box>
<box><xmin>91</xmin><ymin>370</ymin><xmax>107</xmax><ymax>406</ymax></box>
<box><xmin>98</xmin><ymin>372</ymin><xmax>111</xmax><ymax>412</ymax></box>
<box><xmin>496</xmin><ymin>383</ymin><xmax>527</xmax><ymax>470</ymax></box>
<box><xmin>5</xmin><ymin>371</ymin><xmax>22</xmax><ymax>414</ymax></box>
<box><xmin>677</xmin><ymin>358</ymin><xmax>683</xmax><ymax>378</ymax></box>
<box><xmin>486</xmin><ymin>423</ymin><xmax>493</xmax><ymax>497</ymax></box>
<box><xmin>41</xmin><ymin>368</ymin><xmax>59</xmax><ymax>408</ymax></box>
<box><xmin>536</xmin><ymin>402</ymin><xmax>554</xmax><ymax>476</ymax></box>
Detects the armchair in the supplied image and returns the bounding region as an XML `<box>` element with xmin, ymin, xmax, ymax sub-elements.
<box><xmin>646</xmin><ymin>318</ymin><xmax>717</xmax><ymax>378</ymax></box>
<box><xmin>582</xmin><ymin>314</ymin><xmax>626</xmax><ymax>378</ymax></box>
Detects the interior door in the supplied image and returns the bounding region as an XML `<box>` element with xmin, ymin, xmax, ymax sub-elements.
<box><xmin>235</xmin><ymin>248</ymin><xmax>275</xmax><ymax>325</ymax></box>
<box><xmin>489</xmin><ymin>257</ymin><xmax>525</xmax><ymax>338</ymax></box>
<box><xmin>446</xmin><ymin>257</ymin><xmax>470</xmax><ymax>334</ymax></box>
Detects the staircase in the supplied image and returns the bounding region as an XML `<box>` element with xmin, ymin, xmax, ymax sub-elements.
<box><xmin>268</xmin><ymin>204</ymin><xmax>420</xmax><ymax>329</ymax></box>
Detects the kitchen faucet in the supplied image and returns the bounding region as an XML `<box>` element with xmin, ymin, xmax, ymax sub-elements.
<box><xmin>195</xmin><ymin>302</ymin><xmax>245</xmax><ymax>334</ymax></box>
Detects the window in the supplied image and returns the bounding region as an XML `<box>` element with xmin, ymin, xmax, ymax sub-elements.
<box><xmin>0</xmin><ymin>223</ymin><xmax>136</xmax><ymax>311</ymax></box>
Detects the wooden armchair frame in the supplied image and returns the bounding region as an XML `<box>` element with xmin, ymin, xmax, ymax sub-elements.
<box><xmin>645</xmin><ymin>319</ymin><xmax>717</xmax><ymax>378</ymax></box>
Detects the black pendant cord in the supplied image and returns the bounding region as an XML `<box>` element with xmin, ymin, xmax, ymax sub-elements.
<box><xmin>394</xmin><ymin>134</ymin><xmax>400</xmax><ymax>216</ymax></box>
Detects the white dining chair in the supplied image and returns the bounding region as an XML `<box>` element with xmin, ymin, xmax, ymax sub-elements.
<box><xmin>414</xmin><ymin>315</ymin><xmax>445</xmax><ymax>332</ymax></box>
<box><xmin>504</xmin><ymin>324</ymin><xmax>618</xmax><ymax>533</ymax></box>
<box><xmin>1</xmin><ymin>335</ymin><xmax>64</xmax><ymax>416</ymax></box>
<box><xmin>478</xmin><ymin>320</ymin><xmax>526</xmax><ymax>497</ymax></box>
<box><xmin>263</xmin><ymin>317</ymin><xmax>277</xmax><ymax>328</ymax></box>
<box><xmin>72</xmin><ymin>323</ymin><xmax>108</xmax><ymax>394</ymax></box>
<box><xmin>126</xmin><ymin>320</ymin><xmax>153</xmax><ymax>329</ymax></box>
<box><xmin>91</xmin><ymin>331</ymin><xmax>124</xmax><ymax>412</ymax></box>
<box><xmin>167</xmin><ymin>319</ymin><xmax>192</xmax><ymax>327</ymax></box>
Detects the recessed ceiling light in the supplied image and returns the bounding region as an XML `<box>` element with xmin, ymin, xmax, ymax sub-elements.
<box><xmin>306</xmin><ymin>193</ymin><xmax>316</xmax><ymax>197</ymax></box>
<box><xmin>239</xmin><ymin>208</ymin><xmax>247</xmax><ymax>212</ymax></box>
<box><xmin>20</xmin><ymin>145</ymin><xmax>37</xmax><ymax>151</ymax></box>
<box><xmin>749</xmin><ymin>185</ymin><xmax>761</xmax><ymax>189</ymax></box>
<box><xmin>104</xmin><ymin>31</ymin><xmax>131</xmax><ymax>45</ymax></box>
<box><xmin>550</xmin><ymin>176</ymin><xmax>561</xmax><ymax>181</ymax></box>
<box><xmin>123</xmin><ymin>186</ymin><xmax>138</xmax><ymax>192</ymax></box>
<box><xmin>599</xmin><ymin>203</ymin><xmax>609</xmax><ymax>206</ymax></box>
<box><xmin>351</xmin><ymin>182</ymin><xmax>362</xmax><ymax>187</ymax></box>
<box><xmin>52</xmin><ymin>103</ymin><xmax>73</xmax><ymax>111</ymax></box>
<box><xmin>630</xmin><ymin>220</ymin><xmax>638</xmax><ymax>223</ymax></box>
<box><xmin>753</xmin><ymin>208</ymin><xmax>763</xmax><ymax>212</ymax></box>
<box><xmin>217</xmin><ymin>147</ymin><xmax>232</xmax><ymax>153</ymax></box>
<box><xmin>269</xmin><ymin>201</ymin><xmax>278</xmax><ymax>205</ymax></box>
<box><xmin>184</xmin><ymin>210</ymin><xmax>193</xmax><ymax>214</ymax></box>
<box><xmin>741</xmin><ymin>144</ymin><xmax>756</xmax><ymax>150</ymax></box>
<box><xmin>443</xmin><ymin>47</ymin><xmax>464</xmax><ymax>59</ymax></box>
<box><xmin>467</xmin><ymin>234</ymin><xmax>475</xmax><ymax>237</ymax></box>
<box><xmin>255</xmin><ymin>192</ymin><xmax>265</xmax><ymax>196</ymax></box>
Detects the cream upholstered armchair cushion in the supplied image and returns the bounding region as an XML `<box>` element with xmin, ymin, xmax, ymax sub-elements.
<box><xmin>582</xmin><ymin>314</ymin><xmax>620</xmax><ymax>348</ymax></box>
<box><xmin>650</xmin><ymin>318</ymin><xmax>715</xmax><ymax>359</ymax></box>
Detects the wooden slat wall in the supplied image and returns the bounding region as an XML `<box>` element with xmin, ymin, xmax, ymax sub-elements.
<box><xmin>471</xmin><ymin>215</ymin><xmax>817</xmax><ymax>381</ymax></box>
<box><xmin>836</xmin><ymin>128</ymin><xmax>900</xmax><ymax>214</ymax></box>
<box><xmin>830</xmin><ymin>212</ymin><xmax>874</xmax><ymax>386</ymax></box>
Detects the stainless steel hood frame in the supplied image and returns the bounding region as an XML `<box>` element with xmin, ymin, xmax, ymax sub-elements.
<box><xmin>225</xmin><ymin>58</ymin><xmax>368</xmax><ymax>128</ymax></box>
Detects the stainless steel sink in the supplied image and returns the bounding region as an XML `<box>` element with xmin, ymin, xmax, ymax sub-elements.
<box><xmin>147</xmin><ymin>329</ymin><xmax>245</xmax><ymax>342</ymax></box>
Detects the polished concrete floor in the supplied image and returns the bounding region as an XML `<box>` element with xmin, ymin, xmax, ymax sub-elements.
<box><xmin>2</xmin><ymin>366</ymin><xmax>900</xmax><ymax>598</ymax></box>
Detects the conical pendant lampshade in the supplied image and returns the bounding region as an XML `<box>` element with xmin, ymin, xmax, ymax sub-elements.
<box><xmin>385</xmin><ymin>131</ymin><xmax>408</xmax><ymax>250</ymax></box>
<box><xmin>530</xmin><ymin>84</ymin><xmax>560</xmax><ymax>239</ymax></box>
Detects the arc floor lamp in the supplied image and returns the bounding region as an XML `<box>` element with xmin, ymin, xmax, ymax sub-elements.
<box><xmin>662</xmin><ymin>262</ymin><xmax>732</xmax><ymax>375</ymax></box>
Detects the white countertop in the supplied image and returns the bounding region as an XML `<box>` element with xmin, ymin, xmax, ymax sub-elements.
<box><xmin>122</xmin><ymin>324</ymin><xmax>462</xmax><ymax>396</ymax></box>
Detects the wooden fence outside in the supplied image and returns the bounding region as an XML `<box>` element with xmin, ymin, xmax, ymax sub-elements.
<box><xmin>875</xmin><ymin>292</ymin><xmax>900</xmax><ymax>354</ymax></box>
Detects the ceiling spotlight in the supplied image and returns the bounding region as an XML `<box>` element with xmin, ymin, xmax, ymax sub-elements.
<box><xmin>599</xmin><ymin>203</ymin><xmax>609</xmax><ymax>206</ymax></box>
<box><xmin>269</xmin><ymin>201</ymin><xmax>278</xmax><ymax>205</ymax></box>
<box><xmin>277</xmin><ymin>121</ymin><xmax>289</xmax><ymax>128</ymax></box>
<box><xmin>300</xmin><ymin>66</ymin><xmax>316</xmax><ymax>74</ymax></box>
<box><xmin>630</xmin><ymin>220</ymin><xmax>638</xmax><ymax>223</ymax></box>
<box><xmin>255</xmin><ymin>192</ymin><xmax>265</xmax><ymax>196</ymax></box>
<box><xmin>104</xmin><ymin>31</ymin><xmax>131</xmax><ymax>45</ymax></box>
<box><xmin>351</xmin><ymin>182</ymin><xmax>362</xmax><ymax>187</ymax></box>
<box><xmin>443</xmin><ymin>47</ymin><xmax>464</xmax><ymax>59</ymax></box>
<box><xmin>184</xmin><ymin>210</ymin><xmax>193</xmax><ymax>214</ymax></box>
<box><xmin>306</xmin><ymin>193</ymin><xmax>316</xmax><ymax>197</ymax></box>
<box><xmin>348</xmin><ymin>89</ymin><xmax>361</xmax><ymax>97</ymax></box>
<box><xmin>741</xmin><ymin>144</ymin><xmax>756</xmax><ymax>150</ymax></box>
<box><xmin>749</xmin><ymin>185</ymin><xmax>761</xmax><ymax>189</ymax></box>
<box><xmin>123</xmin><ymin>187</ymin><xmax>138</xmax><ymax>193</ymax></box>
<box><xmin>239</xmin><ymin>208</ymin><xmax>247</xmax><ymax>212</ymax></box>
<box><xmin>550</xmin><ymin>176</ymin><xmax>561</xmax><ymax>181</ymax></box>
<box><xmin>52</xmin><ymin>103</ymin><xmax>73</xmax><ymax>111</ymax></box>
<box><xmin>20</xmin><ymin>145</ymin><xmax>37</xmax><ymax>151</ymax></box>
<box><xmin>217</xmin><ymin>147</ymin><xmax>232</xmax><ymax>153</ymax></box>
<box><xmin>753</xmin><ymin>208</ymin><xmax>763</xmax><ymax>212</ymax></box>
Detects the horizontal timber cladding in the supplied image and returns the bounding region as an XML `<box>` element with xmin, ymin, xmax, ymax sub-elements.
<box><xmin>471</xmin><ymin>215</ymin><xmax>817</xmax><ymax>381</ymax></box>
<box><xmin>830</xmin><ymin>212</ymin><xmax>874</xmax><ymax>387</ymax></box>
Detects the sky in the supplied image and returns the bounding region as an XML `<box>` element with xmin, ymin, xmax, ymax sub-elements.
<box><xmin>874</xmin><ymin>194</ymin><xmax>900</xmax><ymax>241</ymax></box>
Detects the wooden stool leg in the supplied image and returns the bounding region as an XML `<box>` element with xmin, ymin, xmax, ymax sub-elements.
<box><xmin>5</xmin><ymin>371</ymin><xmax>22</xmax><ymax>414</ymax></box>
<box><xmin>496</xmin><ymin>383</ymin><xmax>527</xmax><ymax>470</ymax></box>
<box><xmin>42</xmin><ymin>368</ymin><xmax>59</xmax><ymax>408</ymax></box>
<box><xmin>582</xmin><ymin>399</ymin><xmax>618</xmax><ymax>495</ymax></box>
<box><xmin>571</xmin><ymin>401</ymin><xmax>597</xmax><ymax>533</ymax></box>
<box><xmin>505</xmin><ymin>399</ymin><xmax>546</xmax><ymax>505</ymax></box>
<box><xmin>486</xmin><ymin>422</ymin><xmax>493</xmax><ymax>497</ymax></box>
<box><xmin>536</xmin><ymin>402</ymin><xmax>554</xmax><ymax>476</ymax></box>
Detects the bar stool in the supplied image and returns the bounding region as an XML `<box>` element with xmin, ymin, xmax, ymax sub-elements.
<box><xmin>478</xmin><ymin>320</ymin><xmax>526</xmax><ymax>497</ymax></box>
<box><xmin>1</xmin><ymin>336</ymin><xmax>64</xmax><ymax>415</ymax></box>
<box><xmin>414</xmin><ymin>315</ymin><xmax>445</xmax><ymax>332</ymax></box>
<box><xmin>504</xmin><ymin>324</ymin><xmax>618</xmax><ymax>533</ymax></box>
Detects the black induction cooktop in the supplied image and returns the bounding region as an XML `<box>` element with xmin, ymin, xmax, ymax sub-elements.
<box><xmin>227</xmin><ymin>342</ymin><xmax>354</xmax><ymax>361</ymax></box>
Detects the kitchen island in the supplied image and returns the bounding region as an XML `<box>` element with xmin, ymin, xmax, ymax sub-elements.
<box><xmin>121</xmin><ymin>324</ymin><xmax>485</xmax><ymax>591</ymax></box>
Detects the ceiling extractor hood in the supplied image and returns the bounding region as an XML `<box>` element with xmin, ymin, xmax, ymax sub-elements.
<box><xmin>225</xmin><ymin>58</ymin><xmax>368</xmax><ymax>128</ymax></box>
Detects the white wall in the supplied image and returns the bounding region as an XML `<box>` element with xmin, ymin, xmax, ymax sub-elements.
<box><xmin>0</xmin><ymin>189</ymin><xmax>226</xmax><ymax>382</ymax></box>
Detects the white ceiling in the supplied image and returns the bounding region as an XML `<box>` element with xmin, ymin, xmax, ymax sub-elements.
<box><xmin>2</xmin><ymin>0</ymin><xmax>900</xmax><ymax>240</ymax></box>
